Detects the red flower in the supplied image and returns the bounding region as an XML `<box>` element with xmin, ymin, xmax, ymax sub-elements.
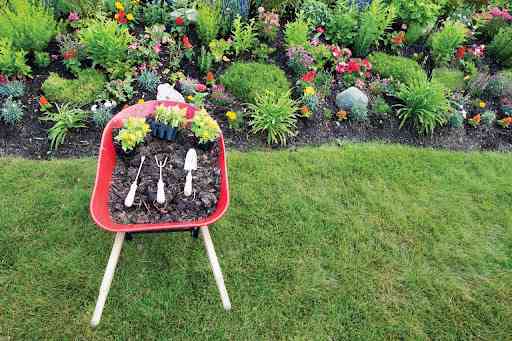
<box><xmin>362</xmin><ymin>59</ymin><xmax>372</xmax><ymax>71</ymax></box>
<box><xmin>182</xmin><ymin>35</ymin><xmax>192</xmax><ymax>49</ymax></box>
<box><xmin>391</xmin><ymin>31</ymin><xmax>405</xmax><ymax>45</ymax></box>
<box><xmin>63</xmin><ymin>49</ymin><xmax>77</xmax><ymax>60</ymax></box>
<box><xmin>115</xmin><ymin>10</ymin><xmax>127</xmax><ymax>24</ymax></box>
<box><xmin>316</xmin><ymin>26</ymin><xmax>325</xmax><ymax>33</ymax></box>
<box><xmin>206</xmin><ymin>71</ymin><xmax>215</xmax><ymax>82</ymax></box>
<box><xmin>331</xmin><ymin>45</ymin><xmax>342</xmax><ymax>59</ymax></box>
<box><xmin>336</xmin><ymin>62</ymin><xmax>347</xmax><ymax>74</ymax></box>
<box><xmin>301</xmin><ymin>70</ymin><xmax>316</xmax><ymax>83</ymax></box>
<box><xmin>0</xmin><ymin>74</ymin><xmax>7</xmax><ymax>85</ymax></box>
<box><xmin>39</xmin><ymin>96</ymin><xmax>49</xmax><ymax>106</ymax></box>
<box><xmin>347</xmin><ymin>59</ymin><xmax>360</xmax><ymax>73</ymax></box>
<box><xmin>456</xmin><ymin>47</ymin><xmax>466</xmax><ymax>60</ymax></box>
<box><xmin>175</xmin><ymin>17</ymin><xmax>185</xmax><ymax>26</ymax></box>
<box><xmin>195</xmin><ymin>83</ymin><xmax>207</xmax><ymax>92</ymax></box>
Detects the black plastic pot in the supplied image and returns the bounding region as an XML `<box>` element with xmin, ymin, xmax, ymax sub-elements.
<box><xmin>113</xmin><ymin>140</ymin><xmax>137</xmax><ymax>160</ymax></box>
<box><xmin>148</xmin><ymin>119</ymin><xmax>178</xmax><ymax>141</ymax></box>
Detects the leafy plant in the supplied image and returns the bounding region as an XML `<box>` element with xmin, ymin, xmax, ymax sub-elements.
<box><xmin>190</xmin><ymin>109</ymin><xmax>221</xmax><ymax>144</ymax></box>
<box><xmin>301</xmin><ymin>0</ymin><xmax>331</xmax><ymax>28</ymax></box>
<box><xmin>40</xmin><ymin>104</ymin><xmax>88</xmax><ymax>150</ymax></box>
<box><xmin>286</xmin><ymin>47</ymin><xmax>314</xmax><ymax>76</ymax></box>
<box><xmin>42</xmin><ymin>70</ymin><xmax>106</xmax><ymax>106</ymax></box>
<box><xmin>56</xmin><ymin>33</ymin><xmax>84</xmax><ymax>76</ymax></box>
<box><xmin>49</xmin><ymin>0</ymin><xmax>102</xmax><ymax>18</ymax></box>
<box><xmin>137</xmin><ymin>69</ymin><xmax>160</xmax><ymax>93</ymax></box>
<box><xmin>392</xmin><ymin>0</ymin><xmax>443</xmax><ymax>28</ymax></box>
<box><xmin>485</xmin><ymin>75</ymin><xmax>507</xmax><ymax>98</ymax></box>
<box><xmin>368</xmin><ymin>52</ymin><xmax>427</xmax><ymax>85</ymax></box>
<box><xmin>231</xmin><ymin>16</ymin><xmax>258</xmax><ymax>56</ymax></box>
<box><xmin>154</xmin><ymin>104</ymin><xmax>186</xmax><ymax>128</ymax></box>
<box><xmin>197</xmin><ymin>2</ymin><xmax>222</xmax><ymax>45</ymax></box>
<box><xmin>284</xmin><ymin>16</ymin><xmax>310</xmax><ymax>48</ymax></box>
<box><xmin>209</xmin><ymin>39</ymin><xmax>232</xmax><ymax>62</ymax></box>
<box><xmin>326</xmin><ymin>0</ymin><xmax>358</xmax><ymax>47</ymax></box>
<box><xmin>396</xmin><ymin>78</ymin><xmax>450</xmax><ymax>135</ymax></box>
<box><xmin>372</xmin><ymin>96</ymin><xmax>391</xmax><ymax>116</ymax></box>
<box><xmin>431</xmin><ymin>67</ymin><xmax>465</xmax><ymax>92</ymax></box>
<box><xmin>103</xmin><ymin>76</ymin><xmax>134</xmax><ymax>103</ymax></box>
<box><xmin>0</xmin><ymin>0</ymin><xmax>57</xmax><ymax>52</ymax></box>
<box><xmin>143</xmin><ymin>0</ymin><xmax>172</xmax><ymax>26</ymax></box>
<box><xmin>254</xmin><ymin>43</ymin><xmax>276</xmax><ymax>62</ymax></box>
<box><xmin>0</xmin><ymin>38</ymin><xmax>31</xmax><ymax>77</ymax></box>
<box><xmin>350</xmin><ymin>102</ymin><xmax>369</xmax><ymax>122</ymax></box>
<box><xmin>91</xmin><ymin>105</ymin><xmax>112</xmax><ymax>127</ymax></box>
<box><xmin>220</xmin><ymin>62</ymin><xmax>290</xmax><ymax>104</ymax></box>
<box><xmin>166</xmin><ymin>38</ymin><xmax>184</xmax><ymax>71</ymax></box>
<box><xmin>431</xmin><ymin>20</ymin><xmax>467</xmax><ymax>66</ymax></box>
<box><xmin>35</xmin><ymin>51</ymin><xmax>51</xmax><ymax>68</ymax></box>
<box><xmin>0</xmin><ymin>96</ymin><xmax>24</xmax><ymax>125</ymax></box>
<box><xmin>354</xmin><ymin>0</ymin><xmax>396</xmax><ymax>57</ymax></box>
<box><xmin>249</xmin><ymin>90</ymin><xmax>298</xmax><ymax>146</ymax></box>
<box><xmin>481</xmin><ymin>110</ymin><xmax>496</xmax><ymax>126</ymax></box>
<box><xmin>488</xmin><ymin>26</ymin><xmax>512</xmax><ymax>67</ymax></box>
<box><xmin>79</xmin><ymin>19</ymin><xmax>133</xmax><ymax>76</ymax></box>
<box><xmin>0</xmin><ymin>80</ymin><xmax>25</xmax><ymax>98</ymax></box>
<box><xmin>114</xmin><ymin>116</ymin><xmax>150</xmax><ymax>152</ymax></box>
<box><xmin>198</xmin><ymin>46</ymin><xmax>214</xmax><ymax>75</ymax></box>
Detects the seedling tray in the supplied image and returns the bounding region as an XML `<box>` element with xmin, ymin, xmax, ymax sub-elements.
<box><xmin>89</xmin><ymin>100</ymin><xmax>230</xmax><ymax>233</ymax></box>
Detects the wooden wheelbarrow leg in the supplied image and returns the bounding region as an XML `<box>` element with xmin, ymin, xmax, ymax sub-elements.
<box><xmin>91</xmin><ymin>232</ymin><xmax>125</xmax><ymax>328</ymax></box>
<box><xmin>200</xmin><ymin>226</ymin><xmax>232</xmax><ymax>311</ymax></box>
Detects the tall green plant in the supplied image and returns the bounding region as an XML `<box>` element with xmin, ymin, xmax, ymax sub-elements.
<box><xmin>231</xmin><ymin>16</ymin><xmax>258</xmax><ymax>56</ymax></box>
<box><xmin>284</xmin><ymin>15</ymin><xmax>310</xmax><ymax>48</ymax></box>
<box><xmin>488</xmin><ymin>26</ymin><xmax>512</xmax><ymax>67</ymax></box>
<box><xmin>0</xmin><ymin>38</ymin><xmax>31</xmax><ymax>77</ymax></box>
<box><xmin>326</xmin><ymin>0</ymin><xmax>358</xmax><ymax>47</ymax></box>
<box><xmin>0</xmin><ymin>0</ymin><xmax>57</xmax><ymax>52</ymax></box>
<box><xmin>197</xmin><ymin>2</ymin><xmax>222</xmax><ymax>45</ymax></box>
<box><xmin>354</xmin><ymin>0</ymin><xmax>396</xmax><ymax>56</ymax></box>
<box><xmin>396</xmin><ymin>79</ymin><xmax>450</xmax><ymax>135</ymax></box>
<box><xmin>431</xmin><ymin>20</ymin><xmax>467</xmax><ymax>66</ymax></box>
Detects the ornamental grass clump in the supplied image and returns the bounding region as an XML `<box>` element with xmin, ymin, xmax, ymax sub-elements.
<box><xmin>0</xmin><ymin>96</ymin><xmax>24</xmax><ymax>125</ymax></box>
<box><xmin>154</xmin><ymin>104</ymin><xmax>187</xmax><ymax>128</ymax></box>
<box><xmin>248</xmin><ymin>90</ymin><xmax>298</xmax><ymax>146</ymax></box>
<box><xmin>190</xmin><ymin>109</ymin><xmax>221</xmax><ymax>144</ymax></box>
<box><xmin>114</xmin><ymin>117</ymin><xmax>151</xmax><ymax>152</ymax></box>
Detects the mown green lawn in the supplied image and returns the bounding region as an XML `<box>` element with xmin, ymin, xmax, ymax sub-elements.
<box><xmin>1</xmin><ymin>144</ymin><xmax>511</xmax><ymax>340</ymax></box>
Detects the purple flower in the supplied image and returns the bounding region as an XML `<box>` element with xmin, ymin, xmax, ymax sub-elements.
<box><xmin>68</xmin><ymin>11</ymin><xmax>80</xmax><ymax>22</ymax></box>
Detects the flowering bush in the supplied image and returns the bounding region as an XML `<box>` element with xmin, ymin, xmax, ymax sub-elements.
<box><xmin>115</xmin><ymin>117</ymin><xmax>150</xmax><ymax>152</ymax></box>
<box><xmin>191</xmin><ymin>109</ymin><xmax>221</xmax><ymax>144</ymax></box>
<box><xmin>286</xmin><ymin>47</ymin><xmax>314</xmax><ymax>76</ymax></box>
<box><xmin>154</xmin><ymin>104</ymin><xmax>187</xmax><ymax>128</ymax></box>
<box><xmin>257</xmin><ymin>7</ymin><xmax>280</xmax><ymax>41</ymax></box>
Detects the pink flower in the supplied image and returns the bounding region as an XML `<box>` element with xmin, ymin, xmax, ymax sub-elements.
<box><xmin>336</xmin><ymin>62</ymin><xmax>347</xmax><ymax>74</ymax></box>
<box><xmin>341</xmin><ymin>48</ymin><xmax>352</xmax><ymax>58</ymax></box>
<box><xmin>316</xmin><ymin>26</ymin><xmax>325</xmax><ymax>33</ymax></box>
<box><xmin>68</xmin><ymin>11</ymin><xmax>80</xmax><ymax>22</ymax></box>
<box><xmin>310</xmin><ymin>38</ymin><xmax>320</xmax><ymax>46</ymax></box>
<box><xmin>153</xmin><ymin>43</ymin><xmax>161</xmax><ymax>54</ymax></box>
<box><xmin>331</xmin><ymin>45</ymin><xmax>342</xmax><ymax>59</ymax></box>
<box><xmin>0</xmin><ymin>74</ymin><xmax>7</xmax><ymax>85</ymax></box>
<box><xmin>490</xmin><ymin>7</ymin><xmax>503</xmax><ymax>17</ymax></box>
<box><xmin>362</xmin><ymin>59</ymin><xmax>372</xmax><ymax>71</ymax></box>
<box><xmin>128</xmin><ymin>42</ymin><xmax>138</xmax><ymax>49</ymax></box>
<box><xmin>195</xmin><ymin>83</ymin><xmax>207</xmax><ymax>92</ymax></box>
<box><xmin>301</xmin><ymin>70</ymin><xmax>316</xmax><ymax>82</ymax></box>
<box><xmin>51</xmin><ymin>54</ymin><xmax>59</xmax><ymax>61</ymax></box>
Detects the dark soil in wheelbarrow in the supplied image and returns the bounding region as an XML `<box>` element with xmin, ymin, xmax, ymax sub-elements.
<box><xmin>109</xmin><ymin>133</ymin><xmax>221</xmax><ymax>224</ymax></box>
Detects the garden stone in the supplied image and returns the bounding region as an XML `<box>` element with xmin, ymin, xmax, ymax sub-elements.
<box><xmin>157</xmin><ymin>83</ymin><xmax>185</xmax><ymax>103</ymax></box>
<box><xmin>169</xmin><ymin>8</ymin><xmax>198</xmax><ymax>23</ymax></box>
<box><xmin>336</xmin><ymin>87</ymin><xmax>369</xmax><ymax>111</ymax></box>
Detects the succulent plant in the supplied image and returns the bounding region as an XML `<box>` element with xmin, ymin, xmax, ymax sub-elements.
<box><xmin>1</xmin><ymin>96</ymin><xmax>24</xmax><ymax>125</ymax></box>
<box><xmin>0</xmin><ymin>80</ymin><xmax>25</xmax><ymax>98</ymax></box>
<box><xmin>481</xmin><ymin>110</ymin><xmax>496</xmax><ymax>126</ymax></box>
<box><xmin>350</xmin><ymin>102</ymin><xmax>369</xmax><ymax>122</ymax></box>
<box><xmin>448</xmin><ymin>113</ymin><xmax>464</xmax><ymax>128</ymax></box>
<box><xmin>92</xmin><ymin>105</ymin><xmax>113</xmax><ymax>128</ymax></box>
<box><xmin>178</xmin><ymin>77</ymin><xmax>199</xmax><ymax>96</ymax></box>
<box><xmin>137</xmin><ymin>70</ymin><xmax>160</xmax><ymax>93</ymax></box>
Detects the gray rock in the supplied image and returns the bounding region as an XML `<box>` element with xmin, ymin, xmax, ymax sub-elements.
<box><xmin>336</xmin><ymin>87</ymin><xmax>369</xmax><ymax>111</ymax></box>
<box><xmin>157</xmin><ymin>83</ymin><xmax>185</xmax><ymax>103</ymax></box>
<box><xmin>169</xmin><ymin>8</ymin><xmax>198</xmax><ymax>23</ymax></box>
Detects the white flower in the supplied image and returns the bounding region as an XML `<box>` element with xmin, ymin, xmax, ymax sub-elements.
<box><xmin>91</xmin><ymin>104</ymin><xmax>97</xmax><ymax>112</ymax></box>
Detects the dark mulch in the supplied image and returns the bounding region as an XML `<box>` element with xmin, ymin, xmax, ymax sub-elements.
<box><xmin>109</xmin><ymin>133</ymin><xmax>220</xmax><ymax>224</ymax></box>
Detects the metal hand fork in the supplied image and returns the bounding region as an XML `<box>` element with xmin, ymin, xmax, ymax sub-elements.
<box><xmin>155</xmin><ymin>155</ymin><xmax>168</xmax><ymax>204</ymax></box>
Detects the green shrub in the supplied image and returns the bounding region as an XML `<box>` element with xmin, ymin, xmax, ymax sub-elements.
<box><xmin>197</xmin><ymin>2</ymin><xmax>222</xmax><ymax>45</ymax></box>
<box><xmin>325</xmin><ymin>0</ymin><xmax>358</xmax><ymax>47</ymax></box>
<box><xmin>42</xmin><ymin>69</ymin><xmax>106</xmax><ymax>106</ymax></box>
<box><xmin>49</xmin><ymin>0</ymin><xmax>102</xmax><ymax>18</ymax></box>
<box><xmin>431</xmin><ymin>20</ymin><xmax>467</xmax><ymax>66</ymax></box>
<box><xmin>431</xmin><ymin>67</ymin><xmax>465</xmax><ymax>92</ymax></box>
<box><xmin>248</xmin><ymin>90</ymin><xmax>298</xmax><ymax>146</ymax></box>
<box><xmin>0</xmin><ymin>96</ymin><xmax>24</xmax><ymax>125</ymax></box>
<box><xmin>354</xmin><ymin>0</ymin><xmax>396</xmax><ymax>56</ymax></box>
<box><xmin>34</xmin><ymin>51</ymin><xmax>51</xmax><ymax>68</ymax></box>
<box><xmin>137</xmin><ymin>70</ymin><xmax>159</xmax><ymax>93</ymax></box>
<box><xmin>0</xmin><ymin>80</ymin><xmax>25</xmax><ymax>98</ymax></box>
<box><xmin>103</xmin><ymin>76</ymin><xmax>134</xmax><ymax>103</ymax></box>
<box><xmin>284</xmin><ymin>16</ymin><xmax>310</xmax><ymax>48</ymax></box>
<box><xmin>220</xmin><ymin>62</ymin><xmax>290</xmax><ymax>104</ymax></box>
<box><xmin>372</xmin><ymin>96</ymin><xmax>391</xmax><ymax>116</ymax></box>
<box><xmin>79</xmin><ymin>20</ymin><xmax>133</xmax><ymax>76</ymax></box>
<box><xmin>488</xmin><ymin>26</ymin><xmax>512</xmax><ymax>67</ymax></box>
<box><xmin>392</xmin><ymin>0</ymin><xmax>443</xmax><ymax>28</ymax></box>
<box><xmin>231</xmin><ymin>16</ymin><xmax>258</xmax><ymax>56</ymax></box>
<box><xmin>301</xmin><ymin>0</ymin><xmax>331</xmax><ymax>28</ymax></box>
<box><xmin>396</xmin><ymin>79</ymin><xmax>450</xmax><ymax>135</ymax></box>
<box><xmin>448</xmin><ymin>112</ymin><xmax>464</xmax><ymax>128</ymax></box>
<box><xmin>0</xmin><ymin>0</ymin><xmax>57</xmax><ymax>52</ymax></box>
<box><xmin>92</xmin><ymin>106</ymin><xmax>112</xmax><ymax>128</ymax></box>
<box><xmin>368</xmin><ymin>52</ymin><xmax>427</xmax><ymax>84</ymax></box>
<box><xmin>0</xmin><ymin>38</ymin><xmax>31</xmax><ymax>77</ymax></box>
<box><xmin>350</xmin><ymin>102</ymin><xmax>369</xmax><ymax>122</ymax></box>
<box><xmin>40</xmin><ymin>103</ymin><xmax>88</xmax><ymax>150</ymax></box>
<box><xmin>481</xmin><ymin>110</ymin><xmax>496</xmax><ymax>126</ymax></box>
<box><xmin>142</xmin><ymin>0</ymin><xmax>171</xmax><ymax>26</ymax></box>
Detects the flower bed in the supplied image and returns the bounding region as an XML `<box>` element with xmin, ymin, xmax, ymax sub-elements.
<box><xmin>0</xmin><ymin>0</ymin><xmax>511</xmax><ymax>158</ymax></box>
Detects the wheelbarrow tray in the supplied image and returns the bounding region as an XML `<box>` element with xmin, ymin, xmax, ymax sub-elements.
<box><xmin>89</xmin><ymin>100</ymin><xmax>230</xmax><ymax>233</ymax></box>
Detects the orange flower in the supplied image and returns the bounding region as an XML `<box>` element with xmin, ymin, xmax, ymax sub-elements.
<box><xmin>391</xmin><ymin>31</ymin><xmax>406</xmax><ymax>45</ymax></box>
<box><xmin>472</xmin><ymin>114</ymin><xmax>481</xmax><ymax>124</ymax></box>
<box><xmin>300</xmin><ymin>106</ymin><xmax>310</xmax><ymax>115</ymax></box>
<box><xmin>206</xmin><ymin>71</ymin><xmax>215</xmax><ymax>82</ymax></box>
<box><xmin>39</xmin><ymin>96</ymin><xmax>49</xmax><ymax>106</ymax></box>
<box><xmin>336</xmin><ymin>110</ymin><xmax>348</xmax><ymax>120</ymax></box>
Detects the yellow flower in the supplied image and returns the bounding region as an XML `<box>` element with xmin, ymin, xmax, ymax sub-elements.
<box><xmin>137</xmin><ymin>99</ymin><xmax>144</xmax><ymax>104</ymax></box>
<box><xmin>479</xmin><ymin>100</ymin><xmax>486</xmax><ymax>108</ymax></box>
<box><xmin>115</xmin><ymin>1</ymin><xmax>124</xmax><ymax>10</ymax></box>
<box><xmin>304</xmin><ymin>87</ymin><xmax>315</xmax><ymax>96</ymax></box>
<box><xmin>187</xmin><ymin>95</ymin><xmax>193</xmax><ymax>101</ymax></box>
<box><xmin>464</xmin><ymin>75</ymin><xmax>470</xmax><ymax>81</ymax></box>
<box><xmin>131</xmin><ymin>0</ymin><xmax>140</xmax><ymax>4</ymax></box>
<box><xmin>226</xmin><ymin>111</ymin><xmax>237</xmax><ymax>122</ymax></box>
<box><xmin>126</xmin><ymin>13</ymin><xmax>134</xmax><ymax>21</ymax></box>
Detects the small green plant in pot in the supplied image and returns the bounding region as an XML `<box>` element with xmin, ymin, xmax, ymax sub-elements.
<box><xmin>150</xmin><ymin>104</ymin><xmax>187</xmax><ymax>141</ymax></box>
<box><xmin>114</xmin><ymin>117</ymin><xmax>151</xmax><ymax>157</ymax></box>
<box><xmin>190</xmin><ymin>109</ymin><xmax>221</xmax><ymax>150</ymax></box>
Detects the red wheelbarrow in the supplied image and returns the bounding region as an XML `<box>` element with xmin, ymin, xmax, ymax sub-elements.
<box><xmin>89</xmin><ymin>101</ymin><xmax>231</xmax><ymax>328</ymax></box>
